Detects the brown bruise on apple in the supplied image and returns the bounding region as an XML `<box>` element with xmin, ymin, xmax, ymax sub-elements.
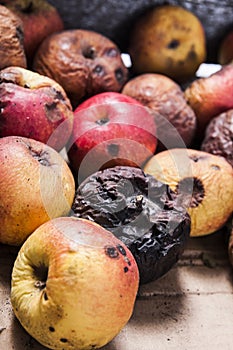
<box><xmin>143</xmin><ymin>148</ymin><xmax>233</xmax><ymax>237</ymax></box>
<box><xmin>201</xmin><ymin>109</ymin><xmax>233</xmax><ymax>167</ymax></box>
<box><xmin>0</xmin><ymin>66</ymin><xmax>74</xmax><ymax>151</ymax></box>
<box><xmin>32</xmin><ymin>29</ymin><xmax>128</xmax><ymax>107</ymax></box>
<box><xmin>0</xmin><ymin>4</ymin><xmax>27</xmax><ymax>69</ymax></box>
<box><xmin>0</xmin><ymin>136</ymin><xmax>75</xmax><ymax>245</ymax></box>
<box><xmin>122</xmin><ymin>73</ymin><xmax>197</xmax><ymax>149</ymax></box>
<box><xmin>11</xmin><ymin>217</ymin><xmax>139</xmax><ymax>349</ymax></box>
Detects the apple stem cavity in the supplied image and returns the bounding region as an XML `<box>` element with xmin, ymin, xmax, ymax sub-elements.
<box><xmin>30</xmin><ymin>148</ymin><xmax>51</xmax><ymax>166</ymax></box>
<box><xmin>33</xmin><ymin>264</ymin><xmax>48</xmax><ymax>290</ymax></box>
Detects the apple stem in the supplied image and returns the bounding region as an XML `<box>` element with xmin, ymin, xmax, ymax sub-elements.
<box><xmin>34</xmin><ymin>280</ymin><xmax>46</xmax><ymax>289</ymax></box>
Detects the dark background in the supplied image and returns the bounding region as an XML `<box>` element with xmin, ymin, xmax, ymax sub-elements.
<box><xmin>48</xmin><ymin>0</ymin><xmax>233</xmax><ymax>62</ymax></box>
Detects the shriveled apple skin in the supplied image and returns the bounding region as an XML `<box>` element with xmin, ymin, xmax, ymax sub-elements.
<box><xmin>122</xmin><ymin>73</ymin><xmax>197</xmax><ymax>149</ymax></box>
<box><xmin>0</xmin><ymin>4</ymin><xmax>27</xmax><ymax>69</ymax></box>
<box><xmin>185</xmin><ymin>64</ymin><xmax>233</xmax><ymax>139</ymax></box>
<box><xmin>11</xmin><ymin>217</ymin><xmax>139</xmax><ymax>350</ymax></box>
<box><xmin>0</xmin><ymin>136</ymin><xmax>75</xmax><ymax>245</ymax></box>
<box><xmin>0</xmin><ymin>66</ymin><xmax>74</xmax><ymax>151</ymax></box>
<box><xmin>144</xmin><ymin>148</ymin><xmax>233</xmax><ymax>237</ymax></box>
<box><xmin>3</xmin><ymin>0</ymin><xmax>64</xmax><ymax>65</ymax></box>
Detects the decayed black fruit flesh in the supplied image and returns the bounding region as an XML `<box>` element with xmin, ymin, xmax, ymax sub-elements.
<box><xmin>71</xmin><ymin>166</ymin><xmax>191</xmax><ymax>284</ymax></box>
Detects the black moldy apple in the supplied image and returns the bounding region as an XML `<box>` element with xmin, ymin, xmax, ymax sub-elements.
<box><xmin>144</xmin><ymin>148</ymin><xmax>233</xmax><ymax>237</ymax></box>
<box><xmin>0</xmin><ymin>4</ymin><xmax>27</xmax><ymax>69</ymax></box>
<box><xmin>33</xmin><ymin>29</ymin><xmax>128</xmax><ymax>108</ymax></box>
<box><xmin>201</xmin><ymin>109</ymin><xmax>233</xmax><ymax>167</ymax></box>
<box><xmin>71</xmin><ymin>166</ymin><xmax>191</xmax><ymax>284</ymax></box>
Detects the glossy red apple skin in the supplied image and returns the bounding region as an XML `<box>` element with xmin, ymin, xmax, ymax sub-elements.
<box><xmin>2</xmin><ymin>0</ymin><xmax>64</xmax><ymax>66</ymax></box>
<box><xmin>0</xmin><ymin>66</ymin><xmax>74</xmax><ymax>151</ymax></box>
<box><xmin>67</xmin><ymin>92</ymin><xmax>157</xmax><ymax>183</ymax></box>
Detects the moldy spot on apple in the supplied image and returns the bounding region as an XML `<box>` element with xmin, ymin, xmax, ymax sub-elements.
<box><xmin>176</xmin><ymin>177</ymin><xmax>205</xmax><ymax>208</ymax></box>
<box><xmin>83</xmin><ymin>46</ymin><xmax>96</xmax><ymax>59</ymax></box>
<box><xmin>105</xmin><ymin>245</ymin><xmax>119</xmax><ymax>259</ymax></box>
<box><xmin>167</xmin><ymin>39</ymin><xmax>180</xmax><ymax>49</ymax></box>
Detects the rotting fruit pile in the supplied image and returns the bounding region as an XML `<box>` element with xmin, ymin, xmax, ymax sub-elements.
<box><xmin>0</xmin><ymin>1</ymin><xmax>232</xmax><ymax>349</ymax></box>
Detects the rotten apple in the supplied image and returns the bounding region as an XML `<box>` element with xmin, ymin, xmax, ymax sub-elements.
<box><xmin>1</xmin><ymin>0</ymin><xmax>64</xmax><ymax>66</ymax></box>
<box><xmin>11</xmin><ymin>216</ymin><xmax>139</xmax><ymax>349</ymax></box>
<box><xmin>128</xmin><ymin>4</ymin><xmax>206</xmax><ymax>83</ymax></box>
<box><xmin>122</xmin><ymin>73</ymin><xmax>197</xmax><ymax>150</ymax></box>
<box><xmin>72</xmin><ymin>165</ymin><xmax>191</xmax><ymax>284</ymax></box>
<box><xmin>67</xmin><ymin>92</ymin><xmax>157</xmax><ymax>184</ymax></box>
<box><xmin>32</xmin><ymin>29</ymin><xmax>128</xmax><ymax>107</ymax></box>
<box><xmin>144</xmin><ymin>148</ymin><xmax>233</xmax><ymax>237</ymax></box>
<box><xmin>0</xmin><ymin>136</ymin><xmax>75</xmax><ymax>246</ymax></box>
<box><xmin>0</xmin><ymin>66</ymin><xmax>74</xmax><ymax>151</ymax></box>
<box><xmin>184</xmin><ymin>64</ymin><xmax>233</xmax><ymax>141</ymax></box>
<box><xmin>0</xmin><ymin>4</ymin><xmax>27</xmax><ymax>69</ymax></box>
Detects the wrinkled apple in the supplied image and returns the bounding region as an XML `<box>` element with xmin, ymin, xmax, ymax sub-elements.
<box><xmin>2</xmin><ymin>0</ymin><xmax>64</xmax><ymax>66</ymax></box>
<box><xmin>11</xmin><ymin>216</ymin><xmax>139</xmax><ymax>349</ymax></box>
<box><xmin>122</xmin><ymin>73</ymin><xmax>197</xmax><ymax>150</ymax></box>
<box><xmin>0</xmin><ymin>4</ymin><xmax>26</xmax><ymax>69</ymax></box>
<box><xmin>0</xmin><ymin>136</ymin><xmax>75</xmax><ymax>245</ymax></box>
<box><xmin>66</xmin><ymin>92</ymin><xmax>157</xmax><ymax>184</ymax></box>
<box><xmin>33</xmin><ymin>29</ymin><xmax>128</xmax><ymax>107</ymax></box>
<box><xmin>144</xmin><ymin>148</ymin><xmax>233</xmax><ymax>237</ymax></box>
<box><xmin>201</xmin><ymin>109</ymin><xmax>233</xmax><ymax>167</ymax></box>
<box><xmin>0</xmin><ymin>66</ymin><xmax>74</xmax><ymax>151</ymax></box>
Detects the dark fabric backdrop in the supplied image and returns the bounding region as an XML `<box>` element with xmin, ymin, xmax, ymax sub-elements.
<box><xmin>48</xmin><ymin>0</ymin><xmax>233</xmax><ymax>61</ymax></box>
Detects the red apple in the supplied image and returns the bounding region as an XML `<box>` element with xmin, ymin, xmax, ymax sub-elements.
<box><xmin>0</xmin><ymin>66</ymin><xmax>74</xmax><ymax>151</ymax></box>
<box><xmin>66</xmin><ymin>92</ymin><xmax>157</xmax><ymax>183</ymax></box>
<box><xmin>218</xmin><ymin>30</ymin><xmax>233</xmax><ymax>65</ymax></box>
<box><xmin>0</xmin><ymin>136</ymin><xmax>75</xmax><ymax>246</ymax></box>
<box><xmin>185</xmin><ymin>64</ymin><xmax>233</xmax><ymax>141</ymax></box>
<box><xmin>2</xmin><ymin>0</ymin><xmax>64</xmax><ymax>66</ymax></box>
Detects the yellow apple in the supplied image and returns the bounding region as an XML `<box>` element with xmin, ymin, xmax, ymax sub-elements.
<box><xmin>11</xmin><ymin>216</ymin><xmax>139</xmax><ymax>349</ymax></box>
<box><xmin>144</xmin><ymin>148</ymin><xmax>233</xmax><ymax>237</ymax></box>
<box><xmin>0</xmin><ymin>136</ymin><xmax>75</xmax><ymax>245</ymax></box>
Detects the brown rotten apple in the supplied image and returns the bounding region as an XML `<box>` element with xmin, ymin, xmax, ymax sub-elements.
<box><xmin>0</xmin><ymin>4</ymin><xmax>26</xmax><ymax>69</ymax></box>
<box><xmin>33</xmin><ymin>29</ymin><xmax>128</xmax><ymax>107</ymax></box>
<box><xmin>185</xmin><ymin>64</ymin><xmax>233</xmax><ymax>141</ymax></box>
<box><xmin>2</xmin><ymin>0</ymin><xmax>64</xmax><ymax>66</ymax></box>
<box><xmin>128</xmin><ymin>4</ymin><xmax>206</xmax><ymax>82</ymax></box>
<box><xmin>0</xmin><ymin>136</ymin><xmax>75</xmax><ymax>245</ymax></box>
<box><xmin>201</xmin><ymin>109</ymin><xmax>233</xmax><ymax>167</ymax></box>
<box><xmin>66</xmin><ymin>92</ymin><xmax>157</xmax><ymax>184</ymax></box>
<box><xmin>0</xmin><ymin>66</ymin><xmax>74</xmax><ymax>151</ymax></box>
<box><xmin>144</xmin><ymin>148</ymin><xmax>233</xmax><ymax>237</ymax></box>
<box><xmin>11</xmin><ymin>216</ymin><xmax>139</xmax><ymax>349</ymax></box>
<box><xmin>122</xmin><ymin>73</ymin><xmax>197</xmax><ymax>150</ymax></box>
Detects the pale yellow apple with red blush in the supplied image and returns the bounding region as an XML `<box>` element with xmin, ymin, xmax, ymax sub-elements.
<box><xmin>11</xmin><ymin>216</ymin><xmax>139</xmax><ymax>349</ymax></box>
<box><xmin>0</xmin><ymin>136</ymin><xmax>75</xmax><ymax>245</ymax></box>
